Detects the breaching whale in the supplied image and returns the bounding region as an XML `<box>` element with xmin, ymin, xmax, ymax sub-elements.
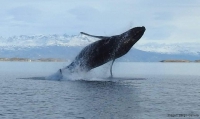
<box><xmin>59</xmin><ymin>26</ymin><xmax>145</xmax><ymax>78</ymax></box>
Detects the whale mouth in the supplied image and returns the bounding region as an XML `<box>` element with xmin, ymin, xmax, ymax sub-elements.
<box><xmin>132</xmin><ymin>26</ymin><xmax>146</xmax><ymax>40</ymax></box>
<box><xmin>122</xmin><ymin>26</ymin><xmax>145</xmax><ymax>44</ymax></box>
<box><xmin>133</xmin><ymin>26</ymin><xmax>146</xmax><ymax>37</ymax></box>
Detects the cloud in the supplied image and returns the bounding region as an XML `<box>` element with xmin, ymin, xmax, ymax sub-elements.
<box><xmin>133</xmin><ymin>0</ymin><xmax>200</xmax><ymax>43</ymax></box>
<box><xmin>69</xmin><ymin>6</ymin><xmax>100</xmax><ymax>20</ymax></box>
<box><xmin>0</xmin><ymin>0</ymin><xmax>199</xmax><ymax>44</ymax></box>
<box><xmin>7</xmin><ymin>6</ymin><xmax>41</xmax><ymax>22</ymax></box>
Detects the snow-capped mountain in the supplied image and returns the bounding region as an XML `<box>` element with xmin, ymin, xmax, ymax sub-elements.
<box><xmin>135</xmin><ymin>42</ymin><xmax>200</xmax><ymax>55</ymax></box>
<box><xmin>0</xmin><ymin>34</ymin><xmax>97</xmax><ymax>48</ymax></box>
<box><xmin>0</xmin><ymin>34</ymin><xmax>199</xmax><ymax>62</ymax></box>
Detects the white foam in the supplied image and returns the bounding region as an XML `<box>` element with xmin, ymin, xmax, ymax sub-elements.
<box><xmin>45</xmin><ymin>70</ymin><xmax>63</xmax><ymax>80</ymax></box>
<box><xmin>45</xmin><ymin>62</ymin><xmax>112</xmax><ymax>81</ymax></box>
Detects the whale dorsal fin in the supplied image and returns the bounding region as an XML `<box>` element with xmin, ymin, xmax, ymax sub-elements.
<box><xmin>80</xmin><ymin>32</ymin><xmax>109</xmax><ymax>39</ymax></box>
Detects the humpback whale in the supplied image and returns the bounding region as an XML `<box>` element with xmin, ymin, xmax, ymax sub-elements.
<box><xmin>59</xmin><ymin>26</ymin><xmax>145</xmax><ymax>78</ymax></box>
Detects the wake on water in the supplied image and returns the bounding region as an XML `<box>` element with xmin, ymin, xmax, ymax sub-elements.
<box><xmin>18</xmin><ymin>62</ymin><xmax>113</xmax><ymax>81</ymax></box>
<box><xmin>19</xmin><ymin>62</ymin><xmax>145</xmax><ymax>81</ymax></box>
<box><xmin>45</xmin><ymin>62</ymin><xmax>113</xmax><ymax>81</ymax></box>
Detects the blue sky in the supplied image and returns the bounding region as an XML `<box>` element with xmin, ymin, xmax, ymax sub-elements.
<box><xmin>0</xmin><ymin>0</ymin><xmax>200</xmax><ymax>43</ymax></box>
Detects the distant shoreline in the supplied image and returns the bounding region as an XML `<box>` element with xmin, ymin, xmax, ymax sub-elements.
<box><xmin>160</xmin><ymin>60</ymin><xmax>200</xmax><ymax>63</ymax></box>
<box><xmin>0</xmin><ymin>58</ymin><xmax>200</xmax><ymax>63</ymax></box>
<box><xmin>0</xmin><ymin>58</ymin><xmax>68</xmax><ymax>62</ymax></box>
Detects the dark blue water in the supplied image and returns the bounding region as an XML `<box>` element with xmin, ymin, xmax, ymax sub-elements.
<box><xmin>0</xmin><ymin>62</ymin><xmax>200</xmax><ymax>119</ymax></box>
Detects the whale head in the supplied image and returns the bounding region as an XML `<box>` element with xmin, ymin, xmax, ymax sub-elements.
<box><xmin>115</xmin><ymin>26</ymin><xmax>146</xmax><ymax>58</ymax></box>
<box><xmin>121</xmin><ymin>26</ymin><xmax>145</xmax><ymax>44</ymax></box>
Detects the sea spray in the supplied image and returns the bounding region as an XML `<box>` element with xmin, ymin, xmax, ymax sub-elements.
<box><xmin>45</xmin><ymin>61</ymin><xmax>112</xmax><ymax>81</ymax></box>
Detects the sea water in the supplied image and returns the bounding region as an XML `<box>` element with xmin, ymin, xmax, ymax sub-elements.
<box><xmin>0</xmin><ymin>62</ymin><xmax>200</xmax><ymax>119</ymax></box>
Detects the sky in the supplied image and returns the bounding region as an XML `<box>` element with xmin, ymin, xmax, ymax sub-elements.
<box><xmin>0</xmin><ymin>0</ymin><xmax>200</xmax><ymax>44</ymax></box>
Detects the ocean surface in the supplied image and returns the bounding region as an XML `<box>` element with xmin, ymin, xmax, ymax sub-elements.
<box><xmin>0</xmin><ymin>62</ymin><xmax>200</xmax><ymax>119</ymax></box>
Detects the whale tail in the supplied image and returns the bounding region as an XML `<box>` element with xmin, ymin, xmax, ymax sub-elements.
<box><xmin>59</xmin><ymin>69</ymin><xmax>62</xmax><ymax>74</ymax></box>
<box><xmin>45</xmin><ymin>69</ymin><xmax>63</xmax><ymax>80</ymax></box>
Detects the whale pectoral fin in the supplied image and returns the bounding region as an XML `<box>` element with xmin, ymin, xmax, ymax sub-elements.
<box><xmin>110</xmin><ymin>59</ymin><xmax>115</xmax><ymax>78</ymax></box>
<box><xmin>80</xmin><ymin>32</ymin><xmax>109</xmax><ymax>39</ymax></box>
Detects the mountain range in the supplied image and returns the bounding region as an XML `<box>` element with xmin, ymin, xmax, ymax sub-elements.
<box><xmin>0</xmin><ymin>34</ymin><xmax>199</xmax><ymax>62</ymax></box>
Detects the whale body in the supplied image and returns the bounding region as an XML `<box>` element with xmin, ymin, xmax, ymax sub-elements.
<box><xmin>59</xmin><ymin>26</ymin><xmax>146</xmax><ymax>78</ymax></box>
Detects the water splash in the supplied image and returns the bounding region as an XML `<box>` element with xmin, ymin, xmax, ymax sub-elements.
<box><xmin>45</xmin><ymin>62</ymin><xmax>112</xmax><ymax>81</ymax></box>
